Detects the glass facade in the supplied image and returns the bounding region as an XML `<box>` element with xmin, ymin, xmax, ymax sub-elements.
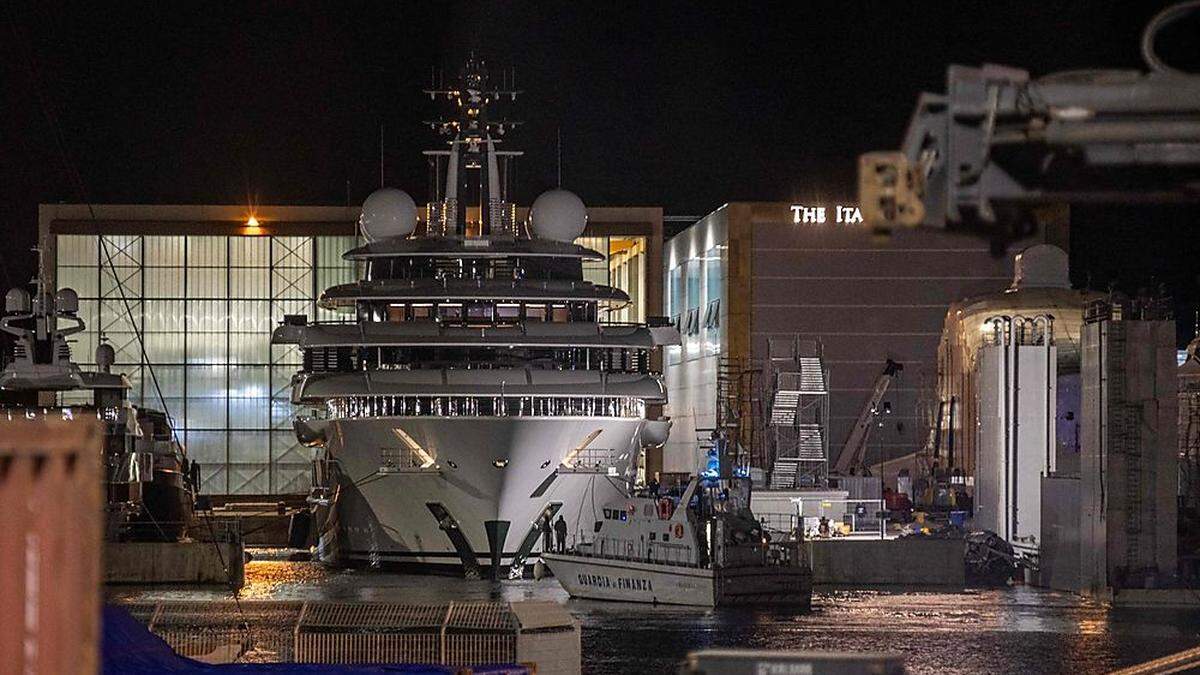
<box><xmin>575</xmin><ymin>235</ymin><xmax>646</xmax><ymax>324</ymax></box>
<box><xmin>665</xmin><ymin>245</ymin><xmax>725</xmax><ymax>364</ymax></box>
<box><xmin>55</xmin><ymin>233</ymin><xmax>358</xmax><ymax>495</ymax></box>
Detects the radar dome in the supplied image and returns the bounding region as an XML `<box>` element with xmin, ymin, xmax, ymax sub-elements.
<box><xmin>5</xmin><ymin>288</ymin><xmax>30</xmax><ymax>314</ymax></box>
<box><xmin>529</xmin><ymin>189</ymin><xmax>587</xmax><ymax>242</ymax></box>
<box><xmin>1010</xmin><ymin>244</ymin><xmax>1070</xmax><ymax>290</ymax></box>
<box><xmin>55</xmin><ymin>288</ymin><xmax>79</xmax><ymax>314</ymax></box>
<box><xmin>96</xmin><ymin>343</ymin><xmax>116</xmax><ymax>373</ymax></box>
<box><xmin>359</xmin><ymin>188</ymin><xmax>417</xmax><ymax>242</ymax></box>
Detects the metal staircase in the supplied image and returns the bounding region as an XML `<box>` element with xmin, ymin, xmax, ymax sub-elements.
<box><xmin>765</xmin><ymin>337</ymin><xmax>830</xmax><ymax>489</ymax></box>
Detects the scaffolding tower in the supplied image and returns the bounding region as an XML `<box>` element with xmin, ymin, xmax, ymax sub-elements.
<box><xmin>765</xmin><ymin>337</ymin><xmax>830</xmax><ymax>489</ymax></box>
<box><xmin>707</xmin><ymin>356</ymin><xmax>763</xmax><ymax>473</ymax></box>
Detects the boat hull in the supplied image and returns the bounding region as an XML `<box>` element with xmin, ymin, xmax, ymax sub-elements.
<box><xmin>543</xmin><ymin>554</ymin><xmax>813</xmax><ymax>608</ymax></box>
<box><xmin>313</xmin><ymin>415</ymin><xmax>643</xmax><ymax>574</ymax></box>
<box><xmin>543</xmin><ymin>553</ymin><xmax>716</xmax><ymax>606</ymax></box>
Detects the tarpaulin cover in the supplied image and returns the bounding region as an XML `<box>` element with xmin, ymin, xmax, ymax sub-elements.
<box><xmin>102</xmin><ymin>605</ymin><xmax>528</xmax><ymax>675</ymax></box>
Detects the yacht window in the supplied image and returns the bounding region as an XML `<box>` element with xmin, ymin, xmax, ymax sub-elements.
<box><xmin>525</xmin><ymin>304</ymin><xmax>547</xmax><ymax>321</ymax></box>
<box><xmin>550</xmin><ymin>304</ymin><xmax>569</xmax><ymax>323</ymax></box>
<box><xmin>386</xmin><ymin>304</ymin><xmax>408</xmax><ymax>322</ymax></box>
<box><xmin>438</xmin><ymin>303</ymin><xmax>463</xmax><ymax>322</ymax></box>
<box><xmin>466</xmin><ymin>302</ymin><xmax>493</xmax><ymax>323</ymax></box>
<box><xmin>496</xmin><ymin>303</ymin><xmax>520</xmax><ymax>321</ymax></box>
<box><xmin>411</xmin><ymin>303</ymin><xmax>433</xmax><ymax>319</ymax></box>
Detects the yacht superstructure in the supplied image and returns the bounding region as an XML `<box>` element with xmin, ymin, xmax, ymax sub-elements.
<box><xmin>0</xmin><ymin>281</ymin><xmax>196</xmax><ymax>540</ymax></box>
<box><xmin>275</xmin><ymin>56</ymin><xmax>677</xmax><ymax>576</ymax></box>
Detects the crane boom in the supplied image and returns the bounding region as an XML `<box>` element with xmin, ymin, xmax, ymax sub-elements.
<box><xmin>833</xmin><ymin>359</ymin><xmax>903</xmax><ymax>474</ymax></box>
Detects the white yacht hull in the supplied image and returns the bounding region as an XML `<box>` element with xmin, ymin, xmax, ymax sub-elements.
<box><xmin>314</xmin><ymin>416</ymin><xmax>642</xmax><ymax>574</ymax></box>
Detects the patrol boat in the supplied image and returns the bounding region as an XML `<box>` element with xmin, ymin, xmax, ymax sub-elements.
<box><xmin>543</xmin><ymin>447</ymin><xmax>812</xmax><ymax>607</ymax></box>
<box><xmin>274</xmin><ymin>56</ymin><xmax>676</xmax><ymax>576</ymax></box>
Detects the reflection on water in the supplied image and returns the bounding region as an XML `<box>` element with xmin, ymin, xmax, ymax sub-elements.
<box><xmin>105</xmin><ymin>552</ymin><xmax>1200</xmax><ymax>675</ymax></box>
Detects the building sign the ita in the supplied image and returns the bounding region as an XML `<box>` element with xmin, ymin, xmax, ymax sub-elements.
<box><xmin>790</xmin><ymin>204</ymin><xmax>863</xmax><ymax>224</ymax></box>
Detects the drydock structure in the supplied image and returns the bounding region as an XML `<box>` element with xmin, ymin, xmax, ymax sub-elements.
<box><xmin>274</xmin><ymin>57</ymin><xmax>677</xmax><ymax>576</ymax></box>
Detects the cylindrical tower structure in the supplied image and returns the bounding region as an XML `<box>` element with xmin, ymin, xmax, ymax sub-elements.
<box><xmin>936</xmin><ymin>244</ymin><xmax>1102</xmax><ymax>478</ymax></box>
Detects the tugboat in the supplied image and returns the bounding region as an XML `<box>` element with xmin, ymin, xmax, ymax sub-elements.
<box><xmin>0</xmin><ymin>280</ymin><xmax>196</xmax><ymax>541</ymax></box>
<box><xmin>543</xmin><ymin>436</ymin><xmax>812</xmax><ymax>607</ymax></box>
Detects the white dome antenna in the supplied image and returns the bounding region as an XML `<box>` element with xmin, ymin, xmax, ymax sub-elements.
<box><xmin>529</xmin><ymin>189</ymin><xmax>587</xmax><ymax>242</ymax></box>
<box><xmin>360</xmin><ymin>188</ymin><xmax>418</xmax><ymax>242</ymax></box>
<box><xmin>96</xmin><ymin>342</ymin><xmax>116</xmax><ymax>374</ymax></box>
<box><xmin>55</xmin><ymin>288</ymin><xmax>79</xmax><ymax>314</ymax></box>
<box><xmin>5</xmin><ymin>288</ymin><xmax>30</xmax><ymax>314</ymax></box>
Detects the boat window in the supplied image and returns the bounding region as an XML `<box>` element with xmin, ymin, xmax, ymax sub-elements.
<box><xmin>525</xmin><ymin>304</ymin><xmax>547</xmax><ymax>321</ymax></box>
<box><xmin>387</xmin><ymin>304</ymin><xmax>408</xmax><ymax>322</ymax></box>
<box><xmin>496</xmin><ymin>303</ymin><xmax>520</xmax><ymax>321</ymax></box>
<box><xmin>649</xmin><ymin>532</ymin><xmax>657</xmax><ymax>541</ymax></box>
<box><xmin>603</xmin><ymin>508</ymin><xmax>612</xmax><ymax>519</ymax></box>
<box><xmin>438</xmin><ymin>303</ymin><xmax>462</xmax><ymax>322</ymax></box>
<box><xmin>411</xmin><ymin>303</ymin><xmax>433</xmax><ymax>319</ymax></box>
<box><xmin>324</xmin><ymin>394</ymin><xmax>646</xmax><ymax>419</ymax></box>
<box><xmin>550</xmin><ymin>304</ymin><xmax>569</xmax><ymax>323</ymax></box>
<box><xmin>619</xmin><ymin>510</ymin><xmax>628</xmax><ymax>522</ymax></box>
<box><xmin>466</xmin><ymin>302</ymin><xmax>493</xmax><ymax>323</ymax></box>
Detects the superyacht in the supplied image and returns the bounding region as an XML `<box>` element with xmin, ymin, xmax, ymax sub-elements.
<box><xmin>0</xmin><ymin>280</ymin><xmax>196</xmax><ymax>540</ymax></box>
<box><xmin>274</xmin><ymin>57</ymin><xmax>677</xmax><ymax>576</ymax></box>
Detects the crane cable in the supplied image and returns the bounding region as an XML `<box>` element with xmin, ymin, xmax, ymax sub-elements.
<box><xmin>1141</xmin><ymin>1</ymin><xmax>1200</xmax><ymax>74</ymax></box>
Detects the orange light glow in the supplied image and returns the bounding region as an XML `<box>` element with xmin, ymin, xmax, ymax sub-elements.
<box><xmin>246</xmin><ymin>215</ymin><xmax>260</xmax><ymax>227</ymax></box>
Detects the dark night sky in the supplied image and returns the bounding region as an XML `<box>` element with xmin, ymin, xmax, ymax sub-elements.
<box><xmin>2</xmin><ymin>2</ymin><xmax>1197</xmax><ymax>340</ymax></box>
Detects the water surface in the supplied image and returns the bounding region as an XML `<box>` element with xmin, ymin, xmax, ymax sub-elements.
<box><xmin>106</xmin><ymin>553</ymin><xmax>1200</xmax><ymax>674</ymax></box>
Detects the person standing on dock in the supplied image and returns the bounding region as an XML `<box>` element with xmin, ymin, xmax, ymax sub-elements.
<box><xmin>554</xmin><ymin>515</ymin><xmax>568</xmax><ymax>553</ymax></box>
<box><xmin>541</xmin><ymin>514</ymin><xmax>553</xmax><ymax>553</ymax></box>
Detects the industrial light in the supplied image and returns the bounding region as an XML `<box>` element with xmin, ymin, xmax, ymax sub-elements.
<box><xmin>246</xmin><ymin>215</ymin><xmax>260</xmax><ymax>227</ymax></box>
<box><xmin>492</xmin><ymin>458</ymin><xmax>509</xmax><ymax>468</ymax></box>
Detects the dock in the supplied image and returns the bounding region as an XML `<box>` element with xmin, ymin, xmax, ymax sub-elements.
<box><xmin>807</xmin><ymin>538</ymin><xmax>966</xmax><ymax>587</ymax></box>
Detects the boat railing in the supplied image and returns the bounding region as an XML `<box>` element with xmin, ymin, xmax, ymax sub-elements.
<box><xmin>757</xmin><ymin>512</ymin><xmax>799</xmax><ymax>536</ymax></box>
<box><xmin>571</xmin><ymin>535</ymin><xmax>700</xmax><ymax>568</ymax></box>
<box><xmin>558</xmin><ymin>447</ymin><xmax>619</xmax><ymax>474</ymax></box>
<box><xmin>283</xmin><ymin>317</ymin><xmax>653</xmax><ymax>330</ymax></box>
<box><xmin>718</xmin><ymin>539</ymin><xmax>807</xmax><ymax>569</ymax></box>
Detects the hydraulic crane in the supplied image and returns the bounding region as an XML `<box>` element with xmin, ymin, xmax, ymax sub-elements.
<box><xmin>858</xmin><ymin>2</ymin><xmax>1200</xmax><ymax>244</ymax></box>
<box><xmin>832</xmin><ymin>359</ymin><xmax>903</xmax><ymax>475</ymax></box>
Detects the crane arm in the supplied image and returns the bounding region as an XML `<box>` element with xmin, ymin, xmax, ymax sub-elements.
<box><xmin>833</xmin><ymin>359</ymin><xmax>902</xmax><ymax>474</ymax></box>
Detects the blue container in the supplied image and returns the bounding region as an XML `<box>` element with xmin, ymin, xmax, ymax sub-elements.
<box><xmin>949</xmin><ymin>510</ymin><xmax>967</xmax><ymax>527</ymax></box>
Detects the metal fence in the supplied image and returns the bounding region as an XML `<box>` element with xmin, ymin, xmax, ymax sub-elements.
<box><xmin>119</xmin><ymin>600</ymin><xmax>542</xmax><ymax>666</ymax></box>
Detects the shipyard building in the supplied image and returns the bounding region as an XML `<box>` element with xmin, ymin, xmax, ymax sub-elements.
<box><xmin>40</xmin><ymin>203</ymin><xmax>661</xmax><ymax>495</ymax></box>
<box><xmin>662</xmin><ymin>202</ymin><xmax>1062</xmax><ymax>481</ymax></box>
